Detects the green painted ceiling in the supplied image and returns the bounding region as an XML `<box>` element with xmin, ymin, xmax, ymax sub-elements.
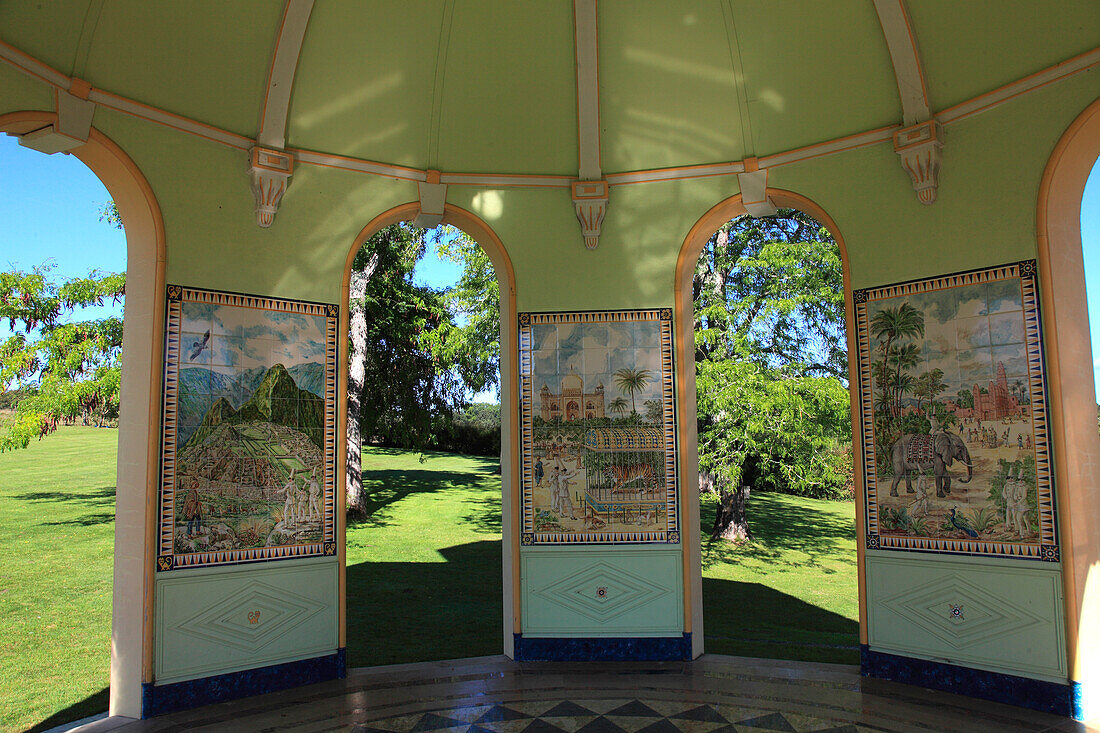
<box><xmin>0</xmin><ymin>1</ymin><xmax>1096</xmax><ymax>175</ymax></box>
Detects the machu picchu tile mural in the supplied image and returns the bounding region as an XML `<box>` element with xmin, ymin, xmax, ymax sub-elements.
<box><xmin>157</xmin><ymin>286</ymin><xmax>338</xmax><ymax>570</ymax></box>
<box><xmin>855</xmin><ymin>261</ymin><xmax>1058</xmax><ymax>561</ymax></box>
<box><xmin>519</xmin><ymin>309</ymin><xmax>679</xmax><ymax>545</ymax></box>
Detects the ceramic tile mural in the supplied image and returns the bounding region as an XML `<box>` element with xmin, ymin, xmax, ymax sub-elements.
<box><xmin>855</xmin><ymin>261</ymin><xmax>1057</xmax><ymax>561</ymax></box>
<box><xmin>519</xmin><ymin>309</ymin><xmax>678</xmax><ymax>545</ymax></box>
<box><xmin>157</xmin><ymin>286</ymin><xmax>338</xmax><ymax>570</ymax></box>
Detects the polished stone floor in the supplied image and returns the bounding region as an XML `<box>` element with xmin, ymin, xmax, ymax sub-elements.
<box><xmin>75</xmin><ymin>655</ymin><xmax>1094</xmax><ymax>733</ymax></box>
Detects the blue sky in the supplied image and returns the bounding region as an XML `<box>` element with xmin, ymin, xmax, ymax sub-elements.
<box><xmin>1</xmin><ymin>133</ymin><xmax>1098</xmax><ymax>395</ymax></box>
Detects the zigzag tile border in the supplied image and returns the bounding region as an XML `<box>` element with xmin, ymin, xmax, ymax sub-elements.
<box><xmin>854</xmin><ymin>261</ymin><xmax>1058</xmax><ymax>561</ymax></box>
<box><xmin>518</xmin><ymin>308</ymin><xmax>678</xmax><ymax>545</ymax></box>
<box><xmin>157</xmin><ymin>285</ymin><xmax>339</xmax><ymax>571</ymax></box>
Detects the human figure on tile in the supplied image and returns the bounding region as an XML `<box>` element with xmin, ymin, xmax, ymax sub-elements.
<box><xmin>534</xmin><ymin>457</ymin><xmax>544</xmax><ymax>487</ymax></box>
<box><xmin>282</xmin><ymin>469</ymin><xmax>298</xmax><ymax>526</ymax></box>
<box><xmin>549</xmin><ymin>466</ymin><xmax>562</xmax><ymax>513</ymax></box>
<box><xmin>183</xmin><ymin>478</ymin><xmax>203</xmax><ymax>536</ymax></box>
<box><xmin>558</xmin><ymin>467</ymin><xmax>579</xmax><ymax>520</ymax></box>
<box><xmin>307</xmin><ymin>467</ymin><xmax>322</xmax><ymax>520</ymax></box>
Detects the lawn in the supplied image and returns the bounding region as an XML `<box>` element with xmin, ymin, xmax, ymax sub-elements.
<box><xmin>0</xmin><ymin>436</ymin><xmax>858</xmax><ymax>732</ymax></box>
<box><xmin>0</xmin><ymin>427</ymin><xmax>116</xmax><ymax>733</ymax></box>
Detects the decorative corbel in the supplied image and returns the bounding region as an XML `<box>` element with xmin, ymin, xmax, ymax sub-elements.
<box><xmin>893</xmin><ymin>120</ymin><xmax>943</xmax><ymax>205</ymax></box>
<box><xmin>248</xmin><ymin>147</ymin><xmax>294</xmax><ymax>227</ymax></box>
<box><xmin>18</xmin><ymin>81</ymin><xmax>96</xmax><ymax>155</ymax></box>
<box><xmin>572</xmin><ymin>180</ymin><xmax>608</xmax><ymax>250</ymax></box>
<box><xmin>737</xmin><ymin>159</ymin><xmax>778</xmax><ymax>217</ymax></box>
<box><xmin>412</xmin><ymin>170</ymin><xmax>447</xmax><ymax>229</ymax></box>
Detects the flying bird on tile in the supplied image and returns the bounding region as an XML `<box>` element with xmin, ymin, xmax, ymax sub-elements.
<box><xmin>189</xmin><ymin>330</ymin><xmax>211</xmax><ymax>361</ymax></box>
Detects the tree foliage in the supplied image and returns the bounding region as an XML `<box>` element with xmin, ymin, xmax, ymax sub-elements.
<box><xmin>350</xmin><ymin>224</ymin><xmax>498</xmax><ymax>450</ymax></box>
<box><xmin>694</xmin><ymin>210</ymin><xmax>851</xmax><ymax>500</ymax></box>
<box><xmin>0</xmin><ymin>263</ymin><xmax>125</xmax><ymax>450</ymax></box>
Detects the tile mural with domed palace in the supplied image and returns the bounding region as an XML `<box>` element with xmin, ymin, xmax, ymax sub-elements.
<box><xmin>519</xmin><ymin>309</ymin><xmax>679</xmax><ymax>545</ymax></box>
<box><xmin>855</xmin><ymin>261</ymin><xmax>1058</xmax><ymax>561</ymax></box>
<box><xmin>157</xmin><ymin>286</ymin><xmax>338</xmax><ymax>570</ymax></box>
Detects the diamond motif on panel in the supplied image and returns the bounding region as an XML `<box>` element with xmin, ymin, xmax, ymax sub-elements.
<box><xmin>176</xmin><ymin>579</ymin><xmax>326</xmax><ymax>652</ymax></box>
<box><xmin>533</xmin><ymin>562</ymin><xmax>669</xmax><ymax>622</ymax></box>
<box><xmin>879</xmin><ymin>572</ymin><xmax>1044</xmax><ymax>647</ymax></box>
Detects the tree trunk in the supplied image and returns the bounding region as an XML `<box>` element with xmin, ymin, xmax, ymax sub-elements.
<box><xmin>711</xmin><ymin>484</ymin><xmax>752</xmax><ymax>542</ymax></box>
<box><xmin>346</xmin><ymin>254</ymin><xmax>379</xmax><ymax>517</ymax></box>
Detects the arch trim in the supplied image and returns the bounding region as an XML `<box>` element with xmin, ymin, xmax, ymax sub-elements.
<box><xmin>673</xmin><ymin>189</ymin><xmax>862</xmax><ymax>657</ymax></box>
<box><xmin>340</xmin><ymin>202</ymin><xmax>519</xmax><ymax>656</ymax></box>
<box><xmin>0</xmin><ymin>110</ymin><xmax>167</xmax><ymax>719</ymax></box>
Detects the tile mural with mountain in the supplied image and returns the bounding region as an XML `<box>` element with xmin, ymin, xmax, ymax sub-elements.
<box><xmin>519</xmin><ymin>309</ymin><xmax>679</xmax><ymax>545</ymax></box>
<box><xmin>157</xmin><ymin>286</ymin><xmax>338</xmax><ymax>570</ymax></box>
<box><xmin>855</xmin><ymin>261</ymin><xmax>1058</xmax><ymax>561</ymax></box>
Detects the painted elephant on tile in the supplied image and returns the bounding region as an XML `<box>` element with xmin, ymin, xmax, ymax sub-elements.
<box><xmin>889</xmin><ymin>432</ymin><xmax>973</xmax><ymax>498</ymax></box>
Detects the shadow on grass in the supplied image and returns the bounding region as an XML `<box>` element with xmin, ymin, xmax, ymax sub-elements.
<box><xmin>346</xmin><ymin>539</ymin><xmax>503</xmax><ymax>668</ymax></box>
<box><xmin>699</xmin><ymin>492</ymin><xmax>855</xmax><ymax>571</ymax></box>
<box><xmin>43</xmin><ymin>512</ymin><xmax>116</xmax><ymax>526</ymax></box>
<box><xmin>14</xmin><ymin>486</ymin><xmax>116</xmax><ymax>503</ymax></box>
<box><xmin>25</xmin><ymin>687</ymin><xmax>108</xmax><ymax>733</ymax></box>
<box><xmin>702</xmin><ymin>577</ymin><xmax>859</xmax><ymax>665</ymax></box>
<box><xmin>350</xmin><ymin>466</ymin><xmax>499</xmax><ymax>530</ymax></box>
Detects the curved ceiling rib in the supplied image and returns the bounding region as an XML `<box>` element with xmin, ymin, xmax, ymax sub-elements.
<box><xmin>571</xmin><ymin>0</ymin><xmax>608</xmax><ymax>249</ymax></box>
<box><xmin>258</xmin><ymin>0</ymin><xmax>314</xmax><ymax>150</ymax></box>
<box><xmin>872</xmin><ymin>0</ymin><xmax>930</xmax><ymax>126</ymax></box>
<box><xmin>0</xmin><ymin>36</ymin><xmax>1096</xmax><ymax>193</ymax></box>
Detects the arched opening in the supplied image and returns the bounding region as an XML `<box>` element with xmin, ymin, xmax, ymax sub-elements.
<box><xmin>339</xmin><ymin>203</ymin><xmax>519</xmax><ymax>664</ymax></box>
<box><xmin>675</xmin><ymin>192</ymin><xmax>860</xmax><ymax>663</ymax></box>
<box><xmin>1035</xmin><ymin>97</ymin><xmax>1100</xmax><ymax>720</ymax></box>
<box><xmin>0</xmin><ymin>112</ymin><xmax>165</xmax><ymax>725</ymax></box>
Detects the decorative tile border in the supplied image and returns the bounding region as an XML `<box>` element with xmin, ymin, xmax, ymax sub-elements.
<box><xmin>518</xmin><ymin>308</ymin><xmax>678</xmax><ymax>545</ymax></box>
<box><xmin>157</xmin><ymin>285</ymin><xmax>339</xmax><ymax>571</ymax></box>
<box><xmin>513</xmin><ymin>633</ymin><xmax>692</xmax><ymax>662</ymax></box>
<box><xmin>854</xmin><ymin>261</ymin><xmax>1057</xmax><ymax>561</ymax></box>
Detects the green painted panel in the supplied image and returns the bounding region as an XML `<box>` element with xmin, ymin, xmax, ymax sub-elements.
<box><xmin>82</xmin><ymin>2</ymin><xmax>280</xmax><ymax>137</ymax></box>
<box><xmin>908</xmin><ymin>0</ymin><xmax>1100</xmax><ymax>112</ymax></box>
<box><xmin>866</xmin><ymin>552</ymin><xmax>1066</xmax><ymax>682</ymax></box>
<box><xmin>91</xmin><ymin>108</ymin><xmax>417</xmax><ymax>305</ymax></box>
<box><xmin>0</xmin><ymin>63</ymin><xmax>55</xmax><ymax>114</ymax></box>
<box><xmin>598</xmin><ymin>1</ymin><xmax>744</xmax><ymax>171</ymax></box>
<box><xmin>730</xmin><ymin>0</ymin><xmax>900</xmax><ymax>157</ymax></box>
<box><xmin>0</xmin><ymin>1</ymin><xmax>90</xmax><ymax>79</ymax></box>
<box><xmin>437</xmin><ymin>2</ymin><xmax>577</xmax><ymax>176</ymax></box>
<box><xmin>521</xmin><ymin>547</ymin><xmax>683</xmax><ymax>636</ymax></box>
<box><xmin>154</xmin><ymin>557</ymin><xmax>338</xmax><ymax>684</ymax></box>
<box><xmin>767</xmin><ymin>71</ymin><xmax>1099</xmax><ymax>290</ymax></box>
<box><xmin>287</xmin><ymin>1</ymin><xmax>444</xmax><ymax>168</ymax></box>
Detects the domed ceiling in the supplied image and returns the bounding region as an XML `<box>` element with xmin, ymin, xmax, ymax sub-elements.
<box><xmin>0</xmin><ymin>1</ymin><xmax>1096</xmax><ymax>181</ymax></box>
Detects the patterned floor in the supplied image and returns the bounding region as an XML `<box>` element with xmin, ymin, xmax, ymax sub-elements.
<box><xmin>356</xmin><ymin>698</ymin><xmax>864</xmax><ymax>733</ymax></box>
<box><xmin>81</xmin><ymin>655</ymin><xmax>1089</xmax><ymax>733</ymax></box>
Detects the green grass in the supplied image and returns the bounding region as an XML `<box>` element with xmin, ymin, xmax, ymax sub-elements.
<box><xmin>0</xmin><ymin>437</ymin><xmax>858</xmax><ymax>732</ymax></box>
<box><xmin>347</xmin><ymin>447</ymin><xmax>504</xmax><ymax>667</ymax></box>
<box><xmin>699</xmin><ymin>492</ymin><xmax>859</xmax><ymax>664</ymax></box>
<box><xmin>0</xmin><ymin>426</ymin><xmax>117</xmax><ymax>733</ymax></box>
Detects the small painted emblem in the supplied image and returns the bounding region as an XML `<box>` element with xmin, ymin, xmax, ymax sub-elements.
<box><xmin>248</xmin><ymin>610</ymin><xmax>261</xmax><ymax>625</ymax></box>
<box><xmin>596</xmin><ymin>587</ymin><xmax>608</xmax><ymax>599</ymax></box>
<box><xmin>157</xmin><ymin>556</ymin><xmax>173</xmax><ymax>571</ymax></box>
<box><xmin>948</xmin><ymin>604</ymin><xmax>964</xmax><ymax>621</ymax></box>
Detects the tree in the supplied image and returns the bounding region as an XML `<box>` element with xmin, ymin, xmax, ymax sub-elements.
<box><xmin>345</xmin><ymin>223</ymin><xmax>498</xmax><ymax>514</ymax></box>
<box><xmin>436</xmin><ymin>230</ymin><xmax>500</xmax><ymax>396</ymax></box>
<box><xmin>0</xmin><ymin>263</ymin><xmax>125</xmax><ymax>450</ymax></box>
<box><xmin>613</xmin><ymin>367</ymin><xmax>651</xmax><ymax>415</ymax></box>
<box><xmin>608</xmin><ymin>396</ymin><xmax>628</xmax><ymax>417</ymax></box>
<box><xmin>693</xmin><ymin>210</ymin><xmax>851</xmax><ymax>536</ymax></box>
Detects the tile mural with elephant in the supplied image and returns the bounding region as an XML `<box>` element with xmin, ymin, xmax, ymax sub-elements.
<box><xmin>157</xmin><ymin>286</ymin><xmax>339</xmax><ymax>570</ymax></box>
<box><xmin>855</xmin><ymin>261</ymin><xmax>1058</xmax><ymax>561</ymax></box>
<box><xmin>519</xmin><ymin>309</ymin><xmax>679</xmax><ymax>545</ymax></box>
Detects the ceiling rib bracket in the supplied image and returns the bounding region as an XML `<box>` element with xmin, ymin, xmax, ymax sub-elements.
<box><xmin>893</xmin><ymin>120</ymin><xmax>943</xmax><ymax>205</ymax></box>
<box><xmin>572</xmin><ymin>180</ymin><xmax>609</xmax><ymax>250</ymax></box>
<box><xmin>249</xmin><ymin>147</ymin><xmax>294</xmax><ymax>228</ymax></box>
<box><xmin>19</xmin><ymin>82</ymin><xmax>96</xmax><ymax>155</ymax></box>
<box><xmin>413</xmin><ymin>170</ymin><xmax>448</xmax><ymax>229</ymax></box>
<box><xmin>737</xmin><ymin>160</ymin><xmax>777</xmax><ymax>217</ymax></box>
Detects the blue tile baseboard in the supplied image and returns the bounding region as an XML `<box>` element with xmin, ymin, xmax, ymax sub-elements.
<box><xmin>860</xmin><ymin>645</ymin><xmax>1081</xmax><ymax>719</ymax></box>
<box><xmin>142</xmin><ymin>648</ymin><xmax>346</xmax><ymax>718</ymax></box>
<box><xmin>514</xmin><ymin>633</ymin><xmax>691</xmax><ymax>662</ymax></box>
